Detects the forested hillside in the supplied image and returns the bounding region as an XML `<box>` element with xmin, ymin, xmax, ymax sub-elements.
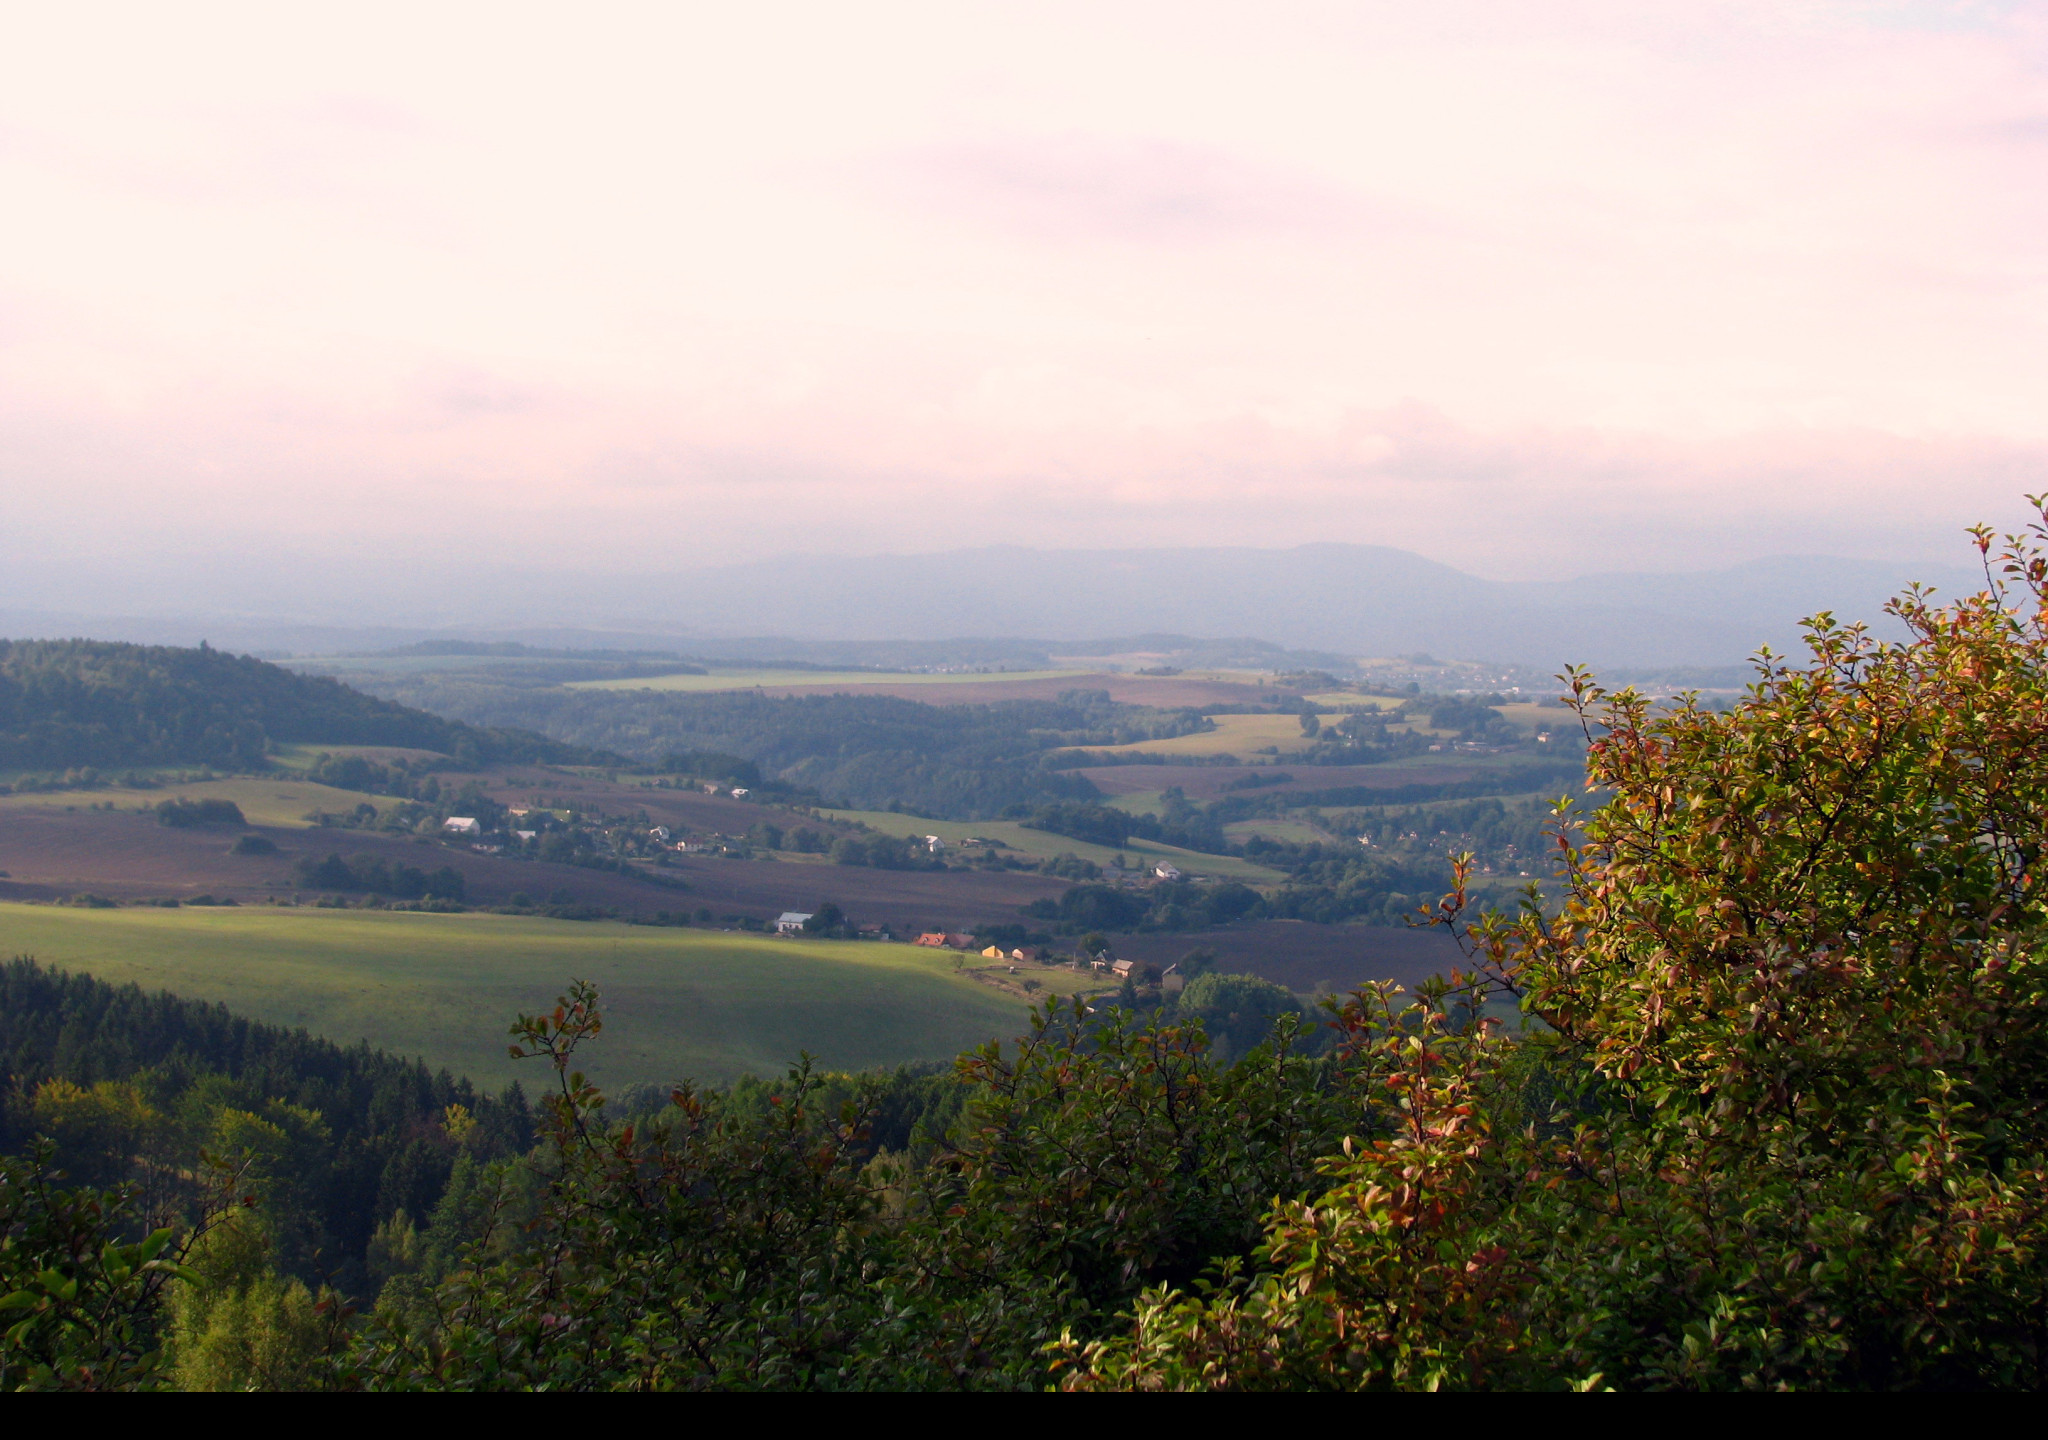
<box><xmin>0</xmin><ymin>959</ymin><xmax>533</xmax><ymax>1296</ymax></box>
<box><xmin>0</xmin><ymin>639</ymin><xmax>607</xmax><ymax>773</ymax></box>
<box><xmin>326</xmin><ymin>680</ymin><xmax>1212</xmax><ymax>817</ymax></box>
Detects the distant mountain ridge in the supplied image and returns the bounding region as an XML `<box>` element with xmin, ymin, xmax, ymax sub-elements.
<box><xmin>619</xmin><ymin>546</ymin><xmax>1987</xmax><ymax>668</ymax></box>
<box><xmin>0</xmin><ymin>544</ymin><xmax>1986</xmax><ymax>669</ymax></box>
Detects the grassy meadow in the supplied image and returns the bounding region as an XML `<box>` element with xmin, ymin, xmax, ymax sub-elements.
<box><xmin>1063</xmin><ymin>712</ymin><xmax>1322</xmax><ymax>759</ymax></box>
<box><xmin>820</xmin><ymin>809</ymin><xmax>1286</xmax><ymax>885</ymax></box>
<box><xmin>0</xmin><ymin>903</ymin><xmax>1031</xmax><ymax>1090</ymax></box>
<box><xmin>0</xmin><ymin>776</ymin><xmax>403</xmax><ymax>828</ymax></box>
<box><xmin>1222</xmin><ymin>817</ymin><xmax>1347</xmax><ymax>847</ymax></box>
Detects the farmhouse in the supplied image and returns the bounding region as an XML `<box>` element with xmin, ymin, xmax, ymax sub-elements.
<box><xmin>915</xmin><ymin>932</ymin><xmax>950</xmax><ymax>947</ymax></box>
<box><xmin>776</xmin><ymin>911</ymin><xmax>814</xmax><ymax>935</ymax></box>
<box><xmin>924</xmin><ymin>835</ymin><xmax>945</xmax><ymax>852</ymax></box>
<box><xmin>648</xmin><ymin>825</ymin><xmax>671</xmax><ymax>842</ymax></box>
<box><xmin>442</xmin><ymin>817</ymin><xmax>480</xmax><ymax>836</ymax></box>
<box><xmin>1153</xmin><ymin>863</ymin><xmax>1183</xmax><ymax>881</ymax></box>
<box><xmin>1111</xmin><ymin>958</ymin><xmax>1139</xmax><ymax>979</ymax></box>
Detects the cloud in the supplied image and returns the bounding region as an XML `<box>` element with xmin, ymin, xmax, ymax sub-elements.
<box><xmin>892</xmin><ymin>135</ymin><xmax>1375</xmax><ymax>245</ymax></box>
<box><xmin>0</xmin><ymin>0</ymin><xmax>2044</xmax><ymax>612</ymax></box>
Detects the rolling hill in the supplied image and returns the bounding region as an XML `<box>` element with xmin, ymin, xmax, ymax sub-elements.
<box><xmin>0</xmin><ymin>638</ymin><xmax>612</xmax><ymax>774</ymax></box>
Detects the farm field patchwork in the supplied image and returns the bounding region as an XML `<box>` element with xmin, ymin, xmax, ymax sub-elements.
<box><xmin>819</xmin><ymin>809</ymin><xmax>1287</xmax><ymax>885</ymax></box>
<box><xmin>567</xmin><ymin>667</ymin><xmax>1090</xmax><ymax>693</ymax></box>
<box><xmin>0</xmin><ymin>902</ymin><xmax>1031</xmax><ymax>1089</ymax></box>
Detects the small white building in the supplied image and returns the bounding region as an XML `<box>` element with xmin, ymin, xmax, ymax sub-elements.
<box><xmin>731</xmin><ymin>787</ymin><xmax>750</xmax><ymax>798</ymax></box>
<box><xmin>648</xmin><ymin>826</ymin><xmax>671</xmax><ymax>842</ymax></box>
<box><xmin>776</xmin><ymin>911</ymin><xmax>814</xmax><ymax>934</ymax></box>
<box><xmin>442</xmin><ymin>817</ymin><xmax>480</xmax><ymax>836</ymax></box>
<box><xmin>515</xmin><ymin>830</ymin><xmax>537</xmax><ymax>842</ymax></box>
<box><xmin>1154</xmin><ymin>863</ymin><xmax>1183</xmax><ymax>881</ymax></box>
<box><xmin>924</xmin><ymin>835</ymin><xmax>944</xmax><ymax>852</ymax></box>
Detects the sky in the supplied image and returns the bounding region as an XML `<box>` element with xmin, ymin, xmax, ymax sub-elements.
<box><xmin>2</xmin><ymin>0</ymin><xmax>2045</xmax><ymax>607</ymax></box>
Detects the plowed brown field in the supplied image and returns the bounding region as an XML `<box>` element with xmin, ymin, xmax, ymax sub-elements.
<box><xmin>1110</xmin><ymin>920</ymin><xmax>1461</xmax><ymax>995</ymax></box>
<box><xmin>0</xmin><ymin>807</ymin><xmax>1066</xmax><ymax>930</ymax></box>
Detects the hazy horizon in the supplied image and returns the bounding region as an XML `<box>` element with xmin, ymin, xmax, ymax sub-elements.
<box><xmin>0</xmin><ymin>538</ymin><xmax>1986</xmax><ymax>671</ymax></box>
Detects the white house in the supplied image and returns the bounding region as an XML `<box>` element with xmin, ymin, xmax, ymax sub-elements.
<box><xmin>776</xmin><ymin>911</ymin><xmax>814</xmax><ymax>934</ymax></box>
<box><xmin>442</xmin><ymin>817</ymin><xmax>480</xmax><ymax>836</ymax></box>
<box><xmin>1153</xmin><ymin>863</ymin><xmax>1183</xmax><ymax>881</ymax></box>
<box><xmin>731</xmin><ymin>787</ymin><xmax>750</xmax><ymax>798</ymax></box>
<box><xmin>648</xmin><ymin>826</ymin><xmax>671</xmax><ymax>842</ymax></box>
<box><xmin>924</xmin><ymin>835</ymin><xmax>944</xmax><ymax>852</ymax></box>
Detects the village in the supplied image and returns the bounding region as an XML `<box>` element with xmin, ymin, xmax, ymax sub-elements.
<box><xmin>764</xmin><ymin>906</ymin><xmax>1184</xmax><ymax>1004</ymax></box>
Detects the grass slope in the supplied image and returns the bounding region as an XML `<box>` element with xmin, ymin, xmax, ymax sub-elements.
<box><xmin>820</xmin><ymin>809</ymin><xmax>1286</xmax><ymax>885</ymax></box>
<box><xmin>0</xmin><ymin>903</ymin><xmax>1029</xmax><ymax>1089</ymax></box>
<box><xmin>0</xmin><ymin>777</ymin><xmax>403</xmax><ymax>828</ymax></box>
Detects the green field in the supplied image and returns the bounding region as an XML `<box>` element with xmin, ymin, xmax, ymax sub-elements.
<box><xmin>0</xmin><ymin>776</ymin><xmax>401</xmax><ymax>828</ymax></box>
<box><xmin>819</xmin><ymin>809</ymin><xmax>1287</xmax><ymax>885</ymax></box>
<box><xmin>567</xmin><ymin>667</ymin><xmax>1089</xmax><ymax>693</ymax></box>
<box><xmin>1062</xmin><ymin>712</ymin><xmax>1320</xmax><ymax>759</ymax></box>
<box><xmin>1302</xmin><ymin>692</ymin><xmax>1403</xmax><ymax>711</ymax></box>
<box><xmin>1222</xmin><ymin>818</ymin><xmax>1345</xmax><ymax>847</ymax></box>
<box><xmin>0</xmin><ymin>903</ymin><xmax>1030</xmax><ymax>1090</ymax></box>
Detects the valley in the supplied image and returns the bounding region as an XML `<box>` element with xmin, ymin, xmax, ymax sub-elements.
<box><xmin>0</xmin><ymin>636</ymin><xmax>1581</xmax><ymax>1089</ymax></box>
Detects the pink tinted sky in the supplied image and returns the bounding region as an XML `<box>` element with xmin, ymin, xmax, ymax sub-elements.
<box><xmin>2</xmin><ymin>0</ymin><xmax>2045</xmax><ymax>585</ymax></box>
